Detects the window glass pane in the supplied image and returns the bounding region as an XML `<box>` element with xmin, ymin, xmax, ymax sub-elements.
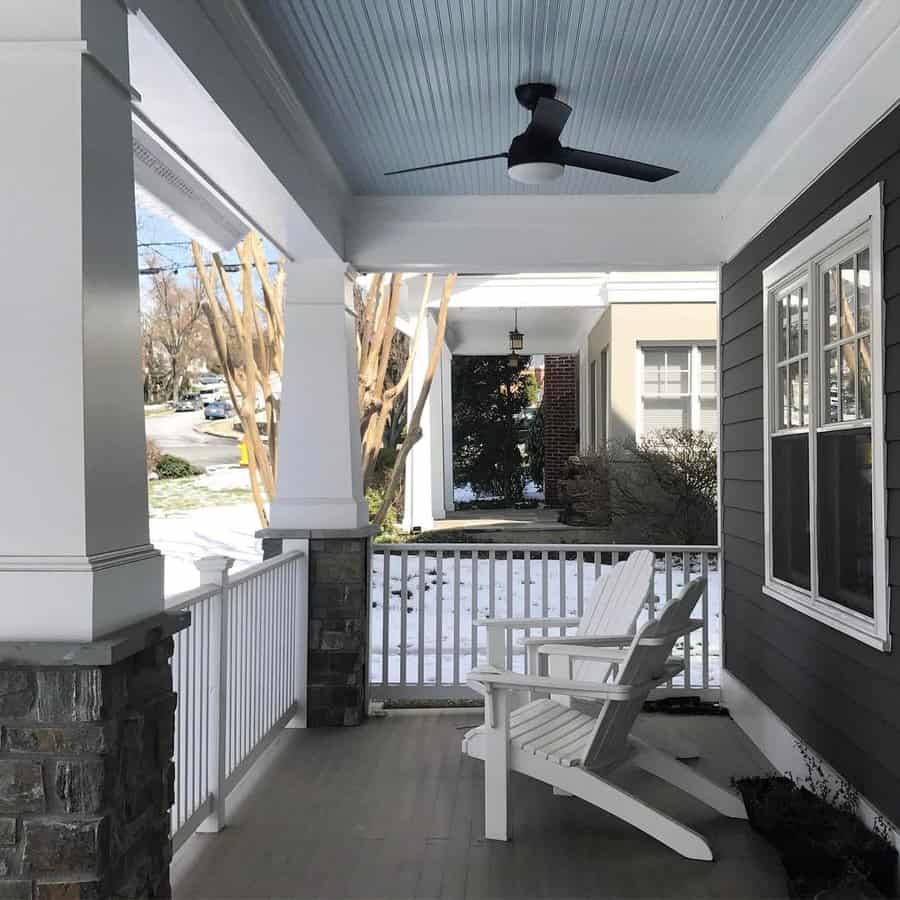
<box><xmin>772</xmin><ymin>435</ymin><xmax>811</xmax><ymax>591</ymax></box>
<box><xmin>667</xmin><ymin>348</ymin><xmax>690</xmax><ymax>393</ymax></box>
<box><xmin>840</xmin><ymin>257</ymin><xmax>856</xmax><ymax>339</ymax></box>
<box><xmin>841</xmin><ymin>342</ymin><xmax>858</xmax><ymax>421</ymax></box>
<box><xmin>789</xmin><ymin>289</ymin><xmax>801</xmax><ymax>358</ymax></box>
<box><xmin>825</xmin><ymin>349</ymin><xmax>839</xmax><ymax>423</ymax></box>
<box><xmin>700</xmin><ymin>347</ymin><xmax>716</xmax><ymax>395</ymax></box>
<box><xmin>789</xmin><ymin>362</ymin><xmax>801</xmax><ymax>428</ymax></box>
<box><xmin>859</xmin><ymin>336</ymin><xmax>871</xmax><ymax>420</ymax></box>
<box><xmin>699</xmin><ymin>397</ymin><xmax>717</xmax><ymax>434</ymax></box>
<box><xmin>643</xmin><ymin>349</ymin><xmax>664</xmax><ymax>393</ymax></box>
<box><xmin>779</xmin><ymin>294</ymin><xmax>789</xmax><ymax>361</ymax></box>
<box><xmin>643</xmin><ymin>397</ymin><xmax>690</xmax><ymax>433</ymax></box>
<box><xmin>801</xmin><ymin>357</ymin><xmax>809</xmax><ymax>426</ymax></box>
<box><xmin>858</xmin><ymin>249</ymin><xmax>871</xmax><ymax>333</ymax></box>
<box><xmin>825</xmin><ymin>267</ymin><xmax>839</xmax><ymax>344</ymax></box>
<box><xmin>817</xmin><ymin>429</ymin><xmax>873</xmax><ymax>616</ymax></box>
<box><xmin>800</xmin><ymin>285</ymin><xmax>809</xmax><ymax>354</ymax></box>
<box><xmin>776</xmin><ymin>366</ymin><xmax>791</xmax><ymax>428</ymax></box>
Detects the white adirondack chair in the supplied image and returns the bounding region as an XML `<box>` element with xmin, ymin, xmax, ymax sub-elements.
<box><xmin>479</xmin><ymin>549</ymin><xmax>655</xmax><ymax>684</ymax></box>
<box><xmin>463</xmin><ymin>578</ymin><xmax>747</xmax><ymax>861</ymax></box>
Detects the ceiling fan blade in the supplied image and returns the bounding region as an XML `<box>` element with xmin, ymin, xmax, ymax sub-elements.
<box><xmin>384</xmin><ymin>152</ymin><xmax>507</xmax><ymax>176</ymax></box>
<box><xmin>561</xmin><ymin>148</ymin><xmax>677</xmax><ymax>182</ymax></box>
<box><xmin>530</xmin><ymin>96</ymin><xmax>571</xmax><ymax>140</ymax></box>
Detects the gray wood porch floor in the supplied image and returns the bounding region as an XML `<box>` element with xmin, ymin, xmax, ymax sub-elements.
<box><xmin>172</xmin><ymin>711</ymin><xmax>788</xmax><ymax>899</ymax></box>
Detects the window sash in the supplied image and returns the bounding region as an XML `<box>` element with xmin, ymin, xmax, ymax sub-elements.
<box><xmin>639</xmin><ymin>343</ymin><xmax>717</xmax><ymax>437</ymax></box>
<box><xmin>761</xmin><ymin>183</ymin><xmax>888</xmax><ymax>651</ymax></box>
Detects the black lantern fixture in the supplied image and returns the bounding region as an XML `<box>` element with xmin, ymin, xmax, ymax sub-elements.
<box><xmin>507</xmin><ymin>309</ymin><xmax>524</xmax><ymax>368</ymax></box>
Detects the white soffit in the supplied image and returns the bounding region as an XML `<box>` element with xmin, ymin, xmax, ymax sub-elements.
<box><xmin>132</xmin><ymin>117</ymin><xmax>248</xmax><ymax>252</ymax></box>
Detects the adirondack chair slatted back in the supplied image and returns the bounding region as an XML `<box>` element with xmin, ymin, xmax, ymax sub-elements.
<box><xmin>570</xmin><ymin>549</ymin><xmax>654</xmax><ymax>683</ymax></box>
<box><xmin>581</xmin><ymin>578</ymin><xmax>705</xmax><ymax>770</ymax></box>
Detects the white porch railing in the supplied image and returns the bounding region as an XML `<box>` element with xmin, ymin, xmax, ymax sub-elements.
<box><xmin>166</xmin><ymin>550</ymin><xmax>305</xmax><ymax>853</ymax></box>
<box><xmin>370</xmin><ymin>544</ymin><xmax>721</xmax><ymax>702</ymax></box>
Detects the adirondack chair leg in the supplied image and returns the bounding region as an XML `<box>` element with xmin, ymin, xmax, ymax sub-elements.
<box><xmin>483</xmin><ymin>688</ymin><xmax>510</xmax><ymax>841</ymax></box>
<box><xmin>515</xmin><ymin>753</ymin><xmax>714</xmax><ymax>861</ymax></box>
<box><xmin>630</xmin><ymin>738</ymin><xmax>747</xmax><ymax>819</ymax></box>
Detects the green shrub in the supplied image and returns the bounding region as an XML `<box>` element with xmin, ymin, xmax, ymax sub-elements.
<box><xmin>155</xmin><ymin>453</ymin><xmax>201</xmax><ymax>479</ymax></box>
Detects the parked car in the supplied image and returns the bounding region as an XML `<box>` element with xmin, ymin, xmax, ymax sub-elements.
<box><xmin>204</xmin><ymin>401</ymin><xmax>234</xmax><ymax>420</ymax></box>
<box><xmin>174</xmin><ymin>399</ymin><xmax>196</xmax><ymax>412</ymax></box>
<box><xmin>198</xmin><ymin>372</ymin><xmax>224</xmax><ymax>385</ymax></box>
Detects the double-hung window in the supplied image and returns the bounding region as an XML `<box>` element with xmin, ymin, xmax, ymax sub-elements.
<box><xmin>762</xmin><ymin>184</ymin><xmax>888</xmax><ymax>650</ymax></box>
<box><xmin>639</xmin><ymin>343</ymin><xmax>717</xmax><ymax>437</ymax></box>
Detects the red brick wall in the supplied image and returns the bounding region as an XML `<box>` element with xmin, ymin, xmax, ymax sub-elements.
<box><xmin>542</xmin><ymin>354</ymin><xmax>579</xmax><ymax>507</ymax></box>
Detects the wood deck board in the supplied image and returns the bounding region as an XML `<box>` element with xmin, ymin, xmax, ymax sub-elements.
<box><xmin>172</xmin><ymin>712</ymin><xmax>787</xmax><ymax>899</ymax></box>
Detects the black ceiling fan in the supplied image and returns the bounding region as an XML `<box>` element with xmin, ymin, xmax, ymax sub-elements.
<box><xmin>384</xmin><ymin>83</ymin><xmax>678</xmax><ymax>185</ymax></box>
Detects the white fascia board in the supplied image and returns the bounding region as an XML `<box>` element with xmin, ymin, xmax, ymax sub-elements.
<box><xmin>346</xmin><ymin>193</ymin><xmax>725</xmax><ymax>273</ymax></box>
<box><xmin>128</xmin><ymin>3</ymin><xmax>345</xmax><ymax>262</ymax></box>
<box><xmin>719</xmin><ymin>0</ymin><xmax>900</xmax><ymax>263</ymax></box>
<box><xmin>606</xmin><ymin>270</ymin><xmax>718</xmax><ymax>304</ymax></box>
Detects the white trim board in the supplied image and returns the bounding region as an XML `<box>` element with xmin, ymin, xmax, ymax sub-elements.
<box><xmin>722</xmin><ymin>669</ymin><xmax>900</xmax><ymax>856</ymax></box>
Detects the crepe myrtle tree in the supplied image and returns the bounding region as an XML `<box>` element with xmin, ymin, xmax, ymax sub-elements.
<box><xmin>357</xmin><ymin>272</ymin><xmax>456</xmax><ymax>527</ymax></box>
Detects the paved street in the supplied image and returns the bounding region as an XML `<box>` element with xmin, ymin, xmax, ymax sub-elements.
<box><xmin>145</xmin><ymin>409</ymin><xmax>239</xmax><ymax>469</ymax></box>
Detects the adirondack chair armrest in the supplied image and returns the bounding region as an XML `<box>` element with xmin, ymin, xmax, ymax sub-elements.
<box><xmin>477</xmin><ymin>616</ymin><xmax>579</xmax><ymax>630</ymax></box>
<box><xmin>521</xmin><ymin>633</ymin><xmax>634</xmax><ymax>648</ymax></box>
<box><xmin>535</xmin><ymin>643</ymin><xmax>631</xmax><ymax>663</ymax></box>
<box><xmin>465</xmin><ymin>666</ymin><xmax>668</xmax><ymax>702</ymax></box>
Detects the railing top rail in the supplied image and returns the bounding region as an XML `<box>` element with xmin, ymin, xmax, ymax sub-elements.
<box><xmin>166</xmin><ymin>583</ymin><xmax>220</xmax><ymax>612</ymax></box>
<box><xmin>228</xmin><ymin>549</ymin><xmax>304</xmax><ymax>587</ymax></box>
<box><xmin>373</xmin><ymin>543</ymin><xmax>721</xmax><ymax>554</ymax></box>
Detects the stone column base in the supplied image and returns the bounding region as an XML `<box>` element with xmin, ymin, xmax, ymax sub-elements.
<box><xmin>0</xmin><ymin>612</ymin><xmax>188</xmax><ymax>899</ymax></box>
<box><xmin>260</xmin><ymin>527</ymin><xmax>374</xmax><ymax>727</ymax></box>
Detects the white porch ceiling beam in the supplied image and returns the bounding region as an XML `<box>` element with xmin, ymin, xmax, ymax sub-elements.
<box><xmin>346</xmin><ymin>194</ymin><xmax>724</xmax><ymax>273</ymax></box>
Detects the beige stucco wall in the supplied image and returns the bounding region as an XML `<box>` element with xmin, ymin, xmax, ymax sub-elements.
<box><xmin>586</xmin><ymin>302</ymin><xmax>717</xmax><ymax>444</ymax></box>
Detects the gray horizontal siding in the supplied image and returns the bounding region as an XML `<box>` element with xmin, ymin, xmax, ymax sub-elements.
<box><xmin>720</xmin><ymin>104</ymin><xmax>900</xmax><ymax>823</ymax></box>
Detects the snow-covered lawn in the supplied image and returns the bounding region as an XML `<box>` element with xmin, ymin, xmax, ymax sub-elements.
<box><xmin>151</xmin><ymin>468</ymin><xmax>262</xmax><ymax>598</ymax></box>
<box><xmin>370</xmin><ymin>550</ymin><xmax>720</xmax><ymax>689</ymax></box>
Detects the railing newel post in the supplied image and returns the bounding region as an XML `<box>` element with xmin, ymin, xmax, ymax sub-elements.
<box><xmin>194</xmin><ymin>555</ymin><xmax>234</xmax><ymax>834</ymax></box>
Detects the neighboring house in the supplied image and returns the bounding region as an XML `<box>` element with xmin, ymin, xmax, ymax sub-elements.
<box><xmin>580</xmin><ymin>272</ymin><xmax>719</xmax><ymax>449</ymax></box>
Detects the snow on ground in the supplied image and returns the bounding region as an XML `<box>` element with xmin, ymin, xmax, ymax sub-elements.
<box><xmin>453</xmin><ymin>480</ymin><xmax>545</xmax><ymax>503</ymax></box>
<box><xmin>152</xmin><ymin>502</ymin><xmax>262</xmax><ymax>599</ymax></box>
<box><xmin>369</xmin><ymin>551</ymin><xmax>721</xmax><ymax>689</ymax></box>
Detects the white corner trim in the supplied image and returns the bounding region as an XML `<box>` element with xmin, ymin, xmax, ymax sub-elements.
<box><xmin>723</xmin><ymin>669</ymin><xmax>900</xmax><ymax>855</ymax></box>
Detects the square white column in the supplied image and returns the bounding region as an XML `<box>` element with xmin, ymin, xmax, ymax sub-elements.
<box><xmin>269</xmin><ymin>259</ymin><xmax>368</xmax><ymax>530</ymax></box>
<box><xmin>0</xmin><ymin>0</ymin><xmax>163</xmax><ymax>639</ymax></box>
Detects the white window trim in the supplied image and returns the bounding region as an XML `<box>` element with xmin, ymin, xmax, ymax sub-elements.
<box><xmin>761</xmin><ymin>183</ymin><xmax>889</xmax><ymax>651</ymax></box>
<box><xmin>636</xmin><ymin>340</ymin><xmax>717</xmax><ymax>440</ymax></box>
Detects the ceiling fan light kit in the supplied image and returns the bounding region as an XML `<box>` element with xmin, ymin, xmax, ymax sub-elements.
<box><xmin>385</xmin><ymin>82</ymin><xmax>677</xmax><ymax>185</ymax></box>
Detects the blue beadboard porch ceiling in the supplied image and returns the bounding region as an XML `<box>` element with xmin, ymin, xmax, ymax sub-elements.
<box><xmin>245</xmin><ymin>0</ymin><xmax>858</xmax><ymax>196</ymax></box>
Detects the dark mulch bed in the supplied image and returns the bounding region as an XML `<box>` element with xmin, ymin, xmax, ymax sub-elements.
<box><xmin>736</xmin><ymin>776</ymin><xmax>897</xmax><ymax>899</ymax></box>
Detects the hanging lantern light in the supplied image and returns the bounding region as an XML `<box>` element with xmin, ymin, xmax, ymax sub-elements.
<box><xmin>508</xmin><ymin>309</ymin><xmax>524</xmax><ymax>368</ymax></box>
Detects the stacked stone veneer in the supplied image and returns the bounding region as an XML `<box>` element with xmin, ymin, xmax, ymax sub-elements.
<box><xmin>0</xmin><ymin>628</ymin><xmax>182</xmax><ymax>899</ymax></box>
<box><xmin>262</xmin><ymin>532</ymin><xmax>371</xmax><ymax>727</ymax></box>
<box><xmin>543</xmin><ymin>354</ymin><xmax>580</xmax><ymax>507</ymax></box>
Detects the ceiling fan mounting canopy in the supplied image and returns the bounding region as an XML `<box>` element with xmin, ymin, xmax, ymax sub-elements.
<box><xmin>385</xmin><ymin>82</ymin><xmax>678</xmax><ymax>186</ymax></box>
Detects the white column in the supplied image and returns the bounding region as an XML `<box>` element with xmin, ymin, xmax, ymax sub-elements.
<box><xmin>429</xmin><ymin>327</ymin><xmax>448</xmax><ymax>522</ymax></box>
<box><xmin>269</xmin><ymin>259</ymin><xmax>368</xmax><ymax>530</ymax></box>
<box><xmin>441</xmin><ymin>346</ymin><xmax>455</xmax><ymax>512</ymax></box>
<box><xmin>403</xmin><ymin>315</ymin><xmax>435</xmax><ymax>532</ymax></box>
<box><xmin>0</xmin><ymin>0</ymin><xmax>163</xmax><ymax>640</ymax></box>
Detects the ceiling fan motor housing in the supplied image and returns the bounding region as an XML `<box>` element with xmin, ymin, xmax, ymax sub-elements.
<box><xmin>507</xmin><ymin>132</ymin><xmax>564</xmax><ymax>183</ymax></box>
